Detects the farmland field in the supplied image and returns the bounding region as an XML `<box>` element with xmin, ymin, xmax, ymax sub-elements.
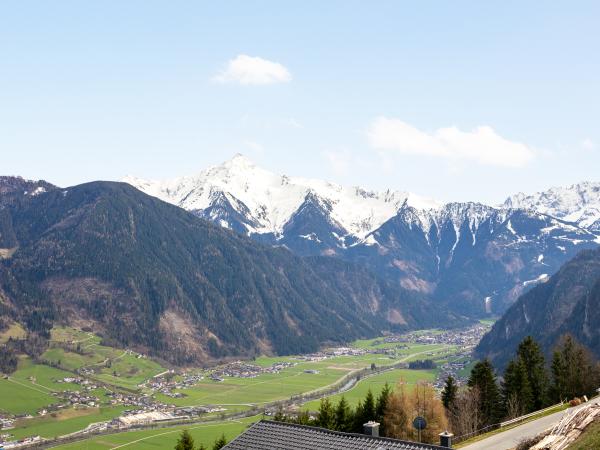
<box><xmin>302</xmin><ymin>367</ymin><xmax>437</xmax><ymax>410</ymax></box>
<box><xmin>52</xmin><ymin>416</ymin><xmax>258</xmax><ymax>450</ymax></box>
<box><xmin>9</xmin><ymin>406</ymin><xmax>127</xmax><ymax>440</ymax></box>
<box><xmin>0</xmin><ymin>358</ymin><xmax>77</xmax><ymax>415</ymax></box>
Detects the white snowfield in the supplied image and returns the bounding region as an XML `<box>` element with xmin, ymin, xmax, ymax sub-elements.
<box><xmin>123</xmin><ymin>155</ymin><xmax>600</xmax><ymax>242</ymax></box>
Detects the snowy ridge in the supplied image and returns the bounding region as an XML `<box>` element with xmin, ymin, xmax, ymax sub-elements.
<box><xmin>124</xmin><ymin>156</ymin><xmax>599</xmax><ymax>250</ymax></box>
<box><xmin>504</xmin><ymin>181</ymin><xmax>600</xmax><ymax>231</ymax></box>
<box><xmin>124</xmin><ymin>154</ymin><xmax>441</xmax><ymax>239</ymax></box>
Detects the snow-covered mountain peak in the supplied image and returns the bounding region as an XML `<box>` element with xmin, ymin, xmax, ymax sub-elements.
<box><xmin>504</xmin><ymin>181</ymin><xmax>600</xmax><ymax>230</ymax></box>
<box><xmin>124</xmin><ymin>154</ymin><xmax>441</xmax><ymax>239</ymax></box>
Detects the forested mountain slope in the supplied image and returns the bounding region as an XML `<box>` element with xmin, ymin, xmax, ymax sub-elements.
<box><xmin>0</xmin><ymin>180</ymin><xmax>464</xmax><ymax>364</ymax></box>
<box><xmin>475</xmin><ymin>247</ymin><xmax>600</xmax><ymax>368</ymax></box>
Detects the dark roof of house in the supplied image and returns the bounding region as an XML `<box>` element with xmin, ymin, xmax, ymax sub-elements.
<box><xmin>223</xmin><ymin>420</ymin><xmax>448</xmax><ymax>450</ymax></box>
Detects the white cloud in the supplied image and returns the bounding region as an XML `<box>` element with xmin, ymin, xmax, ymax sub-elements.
<box><xmin>367</xmin><ymin>117</ymin><xmax>535</xmax><ymax>168</ymax></box>
<box><xmin>213</xmin><ymin>54</ymin><xmax>291</xmax><ymax>85</ymax></box>
<box><xmin>581</xmin><ymin>138</ymin><xmax>595</xmax><ymax>151</ymax></box>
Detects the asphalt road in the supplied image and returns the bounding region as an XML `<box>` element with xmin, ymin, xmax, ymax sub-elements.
<box><xmin>461</xmin><ymin>401</ymin><xmax>598</xmax><ymax>450</ymax></box>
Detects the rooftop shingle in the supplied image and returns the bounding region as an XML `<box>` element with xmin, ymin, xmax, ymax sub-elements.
<box><xmin>223</xmin><ymin>420</ymin><xmax>448</xmax><ymax>450</ymax></box>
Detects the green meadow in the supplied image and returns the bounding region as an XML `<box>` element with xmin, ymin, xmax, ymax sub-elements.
<box><xmin>302</xmin><ymin>368</ymin><xmax>436</xmax><ymax>410</ymax></box>
<box><xmin>0</xmin><ymin>358</ymin><xmax>77</xmax><ymax>415</ymax></box>
<box><xmin>10</xmin><ymin>406</ymin><xmax>127</xmax><ymax>440</ymax></box>
<box><xmin>52</xmin><ymin>416</ymin><xmax>259</xmax><ymax>450</ymax></box>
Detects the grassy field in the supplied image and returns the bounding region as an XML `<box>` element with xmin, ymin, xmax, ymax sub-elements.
<box><xmin>0</xmin><ymin>376</ymin><xmax>59</xmax><ymax>415</ymax></box>
<box><xmin>302</xmin><ymin>368</ymin><xmax>436</xmax><ymax>410</ymax></box>
<box><xmin>52</xmin><ymin>416</ymin><xmax>259</xmax><ymax>450</ymax></box>
<box><xmin>0</xmin><ymin>357</ymin><xmax>79</xmax><ymax>415</ymax></box>
<box><xmin>10</xmin><ymin>406</ymin><xmax>127</xmax><ymax>439</ymax></box>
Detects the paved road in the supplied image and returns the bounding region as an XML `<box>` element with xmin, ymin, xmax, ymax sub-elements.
<box><xmin>461</xmin><ymin>401</ymin><xmax>598</xmax><ymax>450</ymax></box>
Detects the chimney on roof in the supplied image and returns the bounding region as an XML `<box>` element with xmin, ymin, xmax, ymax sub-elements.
<box><xmin>363</xmin><ymin>421</ymin><xmax>380</xmax><ymax>437</ymax></box>
<box><xmin>439</xmin><ymin>430</ymin><xmax>454</xmax><ymax>448</ymax></box>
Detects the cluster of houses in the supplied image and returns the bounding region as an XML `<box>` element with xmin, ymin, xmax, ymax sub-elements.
<box><xmin>434</xmin><ymin>357</ymin><xmax>474</xmax><ymax>388</ymax></box>
<box><xmin>0</xmin><ymin>417</ymin><xmax>14</xmax><ymax>430</ymax></box>
<box><xmin>212</xmin><ymin>360</ymin><xmax>296</xmax><ymax>379</ymax></box>
<box><xmin>0</xmin><ymin>434</ymin><xmax>43</xmax><ymax>449</ymax></box>
<box><xmin>61</xmin><ymin>391</ymin><xmax>99</xmax><ymax>407</ymax></box>
<box><xmin>392</xmin><ymin>323</ymin><xmax>491</xmax><ymax>347</ymax></box>
<box><xmin>295</xmin><ymin>346</ymin><xmax>366</xmax><ymax>362</ymax></box>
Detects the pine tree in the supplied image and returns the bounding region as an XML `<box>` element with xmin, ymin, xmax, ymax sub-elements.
<box><xmin>352</xmin><ymin>400</ymin><xmax>365</xmax><ymax>433</ymax></box>
<box><xmin>175</xmin><ymin>430</ymin><xmax>195</xmax><ymax>450</ymax></box>
<box><xmin>316</xmin><ymin>398</ymin><xmax>335</xmax><ymax>429</ymax></box>
<box><xmin>502</xmin><ymin>358</ymin><xmax>533</xmax><ymax>417</ymax></box>
<box><xmin>296</xmin><ymin>410</ymin><xmax>312</xmax><ymax>425</ymax></box>
<box><xmin>468</xmin><ymin>359</ymin><xmax>502</xmax><ymax>426</ymax></box>
<box><xmin>363</xmin><ymin>389</ymin><xmax>376</xmax><ymax>422</ymax></box>
<box><xmin>375</xmin><ymin>382</ymin><xmax>392</xmax><ymax>435</ymax></box>
<box><xmin>212</xmin><ymin>434</ymin><xmax>227</xmax><ymax>450</ymax></box>
<box><xmin>550</xmin><ymin>349</ymin><xmax>567</xmax><ymax>402</ymax></box>
<box><xmin>516</xmin><ymin>336</ymin><xmax>548</xmax><ymax>409</ymax></box>
<box><xmin>551</xmin><ymin>334</ymin><xmax>600</xmax><ymax>401</ymax></box>
<box><xmin>334</xmin><ymin>396</ymin><xmax>351</xmax><ymax>432</ymax></box>
<box><xmin>441</xmin><ymin>375</ymin><xmax>457</xmax><ymax>410</ymax></box>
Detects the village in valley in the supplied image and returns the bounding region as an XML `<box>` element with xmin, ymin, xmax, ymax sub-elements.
<box><xmin>0</xmin><ymin>322</ymin><xmax>491</xmax><ymax>449</ymax></box>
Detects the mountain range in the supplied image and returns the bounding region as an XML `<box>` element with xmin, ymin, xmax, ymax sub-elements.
<box><xmin>125</xmin><ymin>155</ymin><xmax>600</xmax><ymax>315</ymax></box>
<box><xmin>0</xmin><ymin>178</ymin><xmax>463</xmax><ymax>364</ymax></box>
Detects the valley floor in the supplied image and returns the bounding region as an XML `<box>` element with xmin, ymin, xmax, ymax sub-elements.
<box><xmin>0</xmin><ymin>323</ymin><xmax>489</xmax><ymax>449</ymax></box>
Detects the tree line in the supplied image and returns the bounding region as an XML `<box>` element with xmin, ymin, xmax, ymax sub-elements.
<box><xmin>441</xmin><ymin>333</ymin><xmax>600</xmax><ymax>439</ymax></box>
<box><xmin>273</xmin><ymin>380</ymin><xmax>448</xmax><ymax>444</ymax></box>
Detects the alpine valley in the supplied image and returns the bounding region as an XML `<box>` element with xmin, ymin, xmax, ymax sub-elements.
<box><xmin>1</xmin><ymin>155</ymin><xmax>599</xmax><ymax>364</ymax></box>
<box><xmin>125</xmin><ymin>154</ymin><xmax>600</xmax><ymax>316</ymax></box>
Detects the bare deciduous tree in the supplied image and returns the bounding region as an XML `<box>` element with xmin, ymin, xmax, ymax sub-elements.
<box><xmin>448</xmin><ymin>387</ymin><xmax>480</xmax><ymax>439</ymax></box>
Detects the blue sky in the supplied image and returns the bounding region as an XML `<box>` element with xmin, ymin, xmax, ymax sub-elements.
<box><xmin>1</xmin><ymin>1</ymin><xmax>599</xmax><ymax>203</ymax></box>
